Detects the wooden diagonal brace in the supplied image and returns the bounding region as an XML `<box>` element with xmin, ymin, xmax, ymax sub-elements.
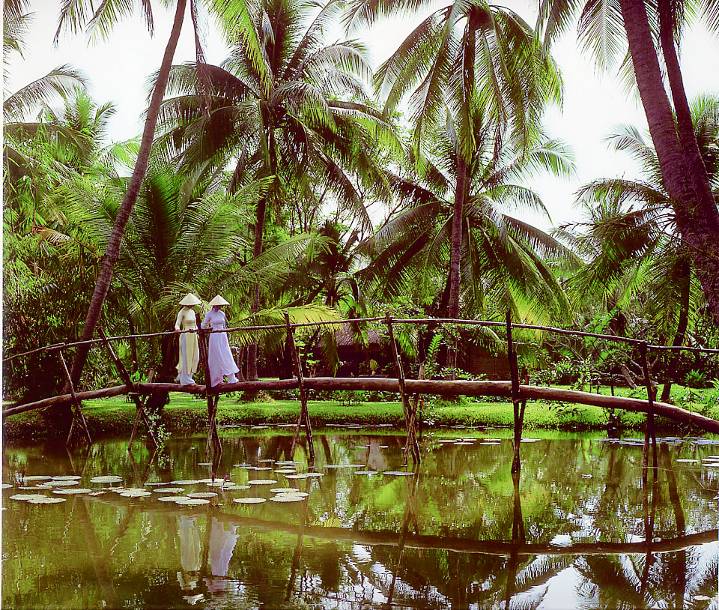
<box><xmin>58</xmin><ymin>350</ymin><xmax>92</xmax><ymax>446</ymax></box>
<box><xmin>386</xmin><ymin>313</ymin><xmax>420</xmax><ymax>465</ymax></box>
<box><xmin>285</xmin><ymin>312</ymin><xmax>314</xmax><ymax>464</ymax></box>
<box><xmin>97</xmin><ymin>329</ymin><xmax>158</xmax><ymax>448</ymax></box>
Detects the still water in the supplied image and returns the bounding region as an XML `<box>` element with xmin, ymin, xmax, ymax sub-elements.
<box><xmin>2</xmin><ymin>429</ymin><xmax>718</xmax><ymax>609</ymax></box>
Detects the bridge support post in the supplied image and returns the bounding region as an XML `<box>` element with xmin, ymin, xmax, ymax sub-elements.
<box><xmin>285</xmin><ymin>313</ymin><xmax>315</xmax><ymax>465</ymax></box>
<box><xmin>386</xmin><ymin>313</ymin><xmax>420</xmax><ymax>465</ymax></box>
<box><xmin>57</xmin><ymin>349</ymin><xmax>92</xmax><ymax>447</ymax></box>
<box><xmin>97</xmin><ymin>329</ymin><xmax>158</xmax><ymax>450</ymax></box>
<box><xmin>201</xmin><ymin>330</ymin><xmax>222</xmax><ymax>465</ymax></box>
<box><xmin>506</xmin><ymin>312</ymin><xmax>525</xmax><ymax>474</ymax></box>
<box><xmin>640</xmin><ymin>342</ymin><xmax>658</xmax><ymax>474</ymax></box>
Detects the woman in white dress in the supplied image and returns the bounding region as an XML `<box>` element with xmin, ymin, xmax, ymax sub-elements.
<box><xmin>175</xmin><ymin>293</ymin><xmax>201</xmax><ymax>385</ymax></box>
<box><xmin>201</xmin><ymin>295</ymin><xmax>239</xmax><ymax>386</ymax></box>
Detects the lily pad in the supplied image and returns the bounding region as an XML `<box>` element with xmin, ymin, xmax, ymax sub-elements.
<box><xmin>144</xmin><ymin>481</ymin><xmax>169</xmax><ymax>486</ymax></box>
<box><xmin>171</xmin><ymin>480</ymin><xmax>201</xmax><ymax>485</ymax></box>
<box><xmin>153</xmin><ymin>488</ymin><xmax>184</xmax><ymax>494</ymax></box>
<box><xmin>52</xmin><ymin>488</ymin><xmax>93</xmax><ymax>495</ymax></box>
<box><xmin>90</xmin><ymin>476</ymin><xmax>123</xmax><ymax>484</ymax></box>
<box><xmin>383</xmin><ymin>471</ymin><xmax>415</xmax><ymax>476</ymax></box>
<box><xmin>247</xmin><ymin>479</ymin><xmax>277</xmax><ymax>485</ymax></box>
<box><xmin>353</xmin><ymin>471</ymin><xmax>377</xmax><ymax>476</ymax></box>
<box><xmin>270</xmin><ymin>494</ymin><xmax>306</xmax><ymax>503</ymax></box>
<box><xmin>197</xmin><ymin>462</ymin><xmax>212</xmax><ymax>466</ymax></box>
<box><xmin>88</xmin><ymin>491</ymin><xmax>106</xmax><ymax>496</ymax></box>
<box><xmin>42</xmin><ymin>480</ymin><xmax>80</xmax><ymax>487</ymax></box>
<box><xmin>253</xmin><ymin>467</ymin><xmax>273</xmax><ymax>472</ymax></box>
<box><xmin>258</xmin><ymin>459</ymin><xmax>275</xmax><ymax>463</ymax></box>
<box><xmin>188</xmin><ymin>492</ymin><xmax>217</xmax><ymax>499</ymax></box>
<box><xmin>23</xmin><ymin>476</ymin><xmax>53</xmax><ymax>481</ymax></box>
<box><xmin>273</xmin><ymin>490</ymin><xmax>308</xmax><ymax>498</ymax></box>
<box><xmin>233</xmin><ymin>497</ymin><xmax>266</xmax><ymax>504</ymax></box>
<box><xmin>206</xmin><ymin>481</ymin><xmax>232</xmax><ymax>487</ymax></box>
<box><xmin>222</xmin><ymin>484</ymin><xmax>250</xmax><ymax>491</ymax></box>
<box><xmin>27</xmin><ymin>496</ymin><xmax>66</xmax><ymax>504</ymax></box>
<box><xmin>274</xmin><ymin>469</ymin><xmax>297</xmax><ymax>474</ymax></box>
<box><xmin>52</xmin><ymin>475</ymin><xmax>82</xmax><ymax>481</ymax></box>
<box><xmin>10</xmin><ymin>493</ymin><xmax>48</xmax><ymax>501</ymax></box>
<box><xmin>175</xmin><ymin>497</ymin><xmax>210</xmax><ymax>506</ymax></box>
<box><xmin>158</xmin><ymin>496</ymin><xmax>186</xmax><ymax>503</ymax></box>
<box><xmin>120</xmin><ymin>490</ymin><xmax>152</xmax><ymax>498</ymax></box>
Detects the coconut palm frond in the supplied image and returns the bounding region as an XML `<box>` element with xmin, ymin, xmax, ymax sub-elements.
<box><xmin>3</xmin><ymin>65</ymin><xmax>86</xmax><ymax>122</ymax></box>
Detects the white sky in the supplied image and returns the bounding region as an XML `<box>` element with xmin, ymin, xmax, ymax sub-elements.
<box><xmin>6</xmin><ymin>1</ymin><xmax>719</xmax><ymax>231</ymax></box>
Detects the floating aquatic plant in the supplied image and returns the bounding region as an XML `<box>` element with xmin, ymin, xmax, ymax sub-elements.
<box><xmin>233</xmin><ymin>497</ymin><xmax>266</xmax><ymax>504</ymax></box>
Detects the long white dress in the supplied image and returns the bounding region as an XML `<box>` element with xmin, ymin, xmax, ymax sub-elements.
<box><xmin>175</xmin><ymin>307</ymin><xmax>199</xmax><ymax>385</ymax></box>
<box><xmin>201</xmin><ymin>308</ymin><xmax>239</xmax><ymax>386</ymax></box>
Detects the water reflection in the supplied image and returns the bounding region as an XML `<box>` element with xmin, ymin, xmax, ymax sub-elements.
<box><xmin>3</xmin><ymin>431</ymin><xmax>719</xmax><ymax>609</ymax></box>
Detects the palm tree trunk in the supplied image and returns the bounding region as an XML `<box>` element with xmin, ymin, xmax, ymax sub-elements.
<box><xmin>660</xmin><ymin>261</ymin><xmax>691</xmax><ymax>402</ymax></box>
<box><xmin>446</xmin><ymin>155</ymin><xmax>469</xmax><ymax>318</ymax></box>
<box><xmin>246</xmin><ymin>194</ymin><xmax>267</xmax><ymax>381</ymax></box>
<box><xmin>658</xmin><ymin>0</ymin><xmax>713</xmax><ymax>194</ymax></box>
<box><xmin>66</xmin><ymin>0</ymin><xmax>188</xmax><ymax>394</ymax></box>
<box><xmin>247</xmin><ymin>116</ymin><xmax>277</xmax><ymax>381</ymax></box>
<box><xmin>620</xmin><ymin>0</ymin><xmax>719</xmax><ymax>323</ymax></box>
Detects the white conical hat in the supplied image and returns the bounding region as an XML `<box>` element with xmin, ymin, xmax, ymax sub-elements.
<box><xmin>179</xmin><ymin>293</ymin><xmax>201</xmax><ymax>306</ymax></box>
<box><xmin>208</xmin><ymin>295</ymin><xmax>230</xmax><ymax>307</ymax></box>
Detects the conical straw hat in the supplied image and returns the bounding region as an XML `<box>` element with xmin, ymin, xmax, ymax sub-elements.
<box><xmin>179</xmin><ymin>293</ymin><xmax>201</xmax><ymax>306</ymax></box>
<box><xmin>208</xmin><ymin>295</ymin><xmax>230</xmax><ymax>307</ymax></box>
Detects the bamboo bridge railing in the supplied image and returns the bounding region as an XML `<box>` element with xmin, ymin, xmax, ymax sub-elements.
<box><xmin>4</xmin><ymin>314</ymin><xmax>719</xmax><ymax>467</ymax></box>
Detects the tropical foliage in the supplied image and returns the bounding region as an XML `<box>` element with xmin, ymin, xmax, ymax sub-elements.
<box><xmin>3</xmin><ymin>0</ymin><xmax>719</xmax><ymax>403</ymax></box>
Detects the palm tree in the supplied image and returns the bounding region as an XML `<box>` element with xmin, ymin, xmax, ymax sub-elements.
<box><xmin>557</xmin><ymin>96</ymin><xmax>718</xmax><ymax>400</ymax></box>
<box><xmin>3</xmin><ymin>89</ymin><xmax>130</xmax><ymax>401</ymax></box>
<box><xmin>346</xmin><ymin>0</ymin><xmax>563</xmax><ymax>318</ymax></box>
<box><xmin>56</xmin><ymin>0</ymin><xmax>191</xmax><ymax>392</ymax></box>
<box><xmin>86</xmin><ymin>163</ymin><xmax>336</xmax><ymax>404</ymax></box>
<box><xmin>360</xmin><ymin>113</ymin><xmax>576</xmax><ymax>324</ymax></box>
<box><xmin>537</xmin><ymin>0</ymin><xmax>719</xmax><ymax>322</ymax></box>
<box><xmin>155</xmin><ymin>0</ymin><xmax>396</xmax><ymax>377</ymax></box>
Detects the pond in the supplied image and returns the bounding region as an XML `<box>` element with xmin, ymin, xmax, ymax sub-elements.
<box><xmin>2</xmin><ymin>429</ymin><xmax>718</xmax><ymax>609</ymax></box>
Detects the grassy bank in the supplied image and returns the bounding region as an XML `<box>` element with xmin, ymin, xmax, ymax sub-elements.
<box><xmin>4</xmin><ymin>383</ymin><xmax>717</xmax><ymax>442</ymax></box>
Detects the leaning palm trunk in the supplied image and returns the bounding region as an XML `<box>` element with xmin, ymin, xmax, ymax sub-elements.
<box><xmin>65</xmin><ymin>0</ymin><xmax>188</xmax><ymax>396</ymax></box>
<box><xmin>620</xmin><ymin>0</ymin><xmax>719</xmax><ymax>323</ymax></box>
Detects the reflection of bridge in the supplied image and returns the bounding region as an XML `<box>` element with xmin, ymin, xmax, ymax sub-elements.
<box><xmin>86</xmin><ymin>492</ymin><xmax>718</xmax><ymax>557</ymax></box>
<box><xmin>4</xmin><ymin>315</ymin><xmax>719</xmax><ymax>464</ymax></box>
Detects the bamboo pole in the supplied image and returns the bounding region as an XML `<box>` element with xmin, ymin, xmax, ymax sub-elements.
<box><xmin>385</xmin><ymin>313</ymin><xmax>420</xmax><ymax>464</ymax></box>
<box><xmin>285</xmin><ymin>312</ymin><xmax>314</xmax><ymax>465</ymax></box>
<box><xmin>200</xmin><ymin>329</ymin><xmax>221</xmax><ymax>461</ymax></box>
<box><xmin>57</xmin><ymin>350</ymin><xmax>92</xmax><ymax>446</ymax></box>
<box><xmin>6</xmin><ymin>377</ymin><xmax>719</xmax><ymax>433</ymax></box>
<box><xmin>506</xmin><ymin>312</ymin><xmax>524</xmax><ymax>474</ymax></box>
<box><xmin>640</xmin><ymin>342</ymin><xmax>658</xmax><ymax>472</ymax></box>
<box><xmin>97</xmin><ymin>328</ymin><xmax>157</xmax><ymax>448</ymax></box>
<box><xmin>5</xmin><ymin>316</ymin><xmax>719</xmax><ymax>365</ymax></box>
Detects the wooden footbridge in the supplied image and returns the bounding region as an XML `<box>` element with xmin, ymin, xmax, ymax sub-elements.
<box><xmin>4</xmin><ymin>314</ymin><xmax>719</xmax><ymax>468</ymax></box>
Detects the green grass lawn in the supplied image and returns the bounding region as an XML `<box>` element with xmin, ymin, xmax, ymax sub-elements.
<box><xmin>4</xmin><ymin>382</ymin><xmax>717</xmax><ymax>441</ymax></box>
